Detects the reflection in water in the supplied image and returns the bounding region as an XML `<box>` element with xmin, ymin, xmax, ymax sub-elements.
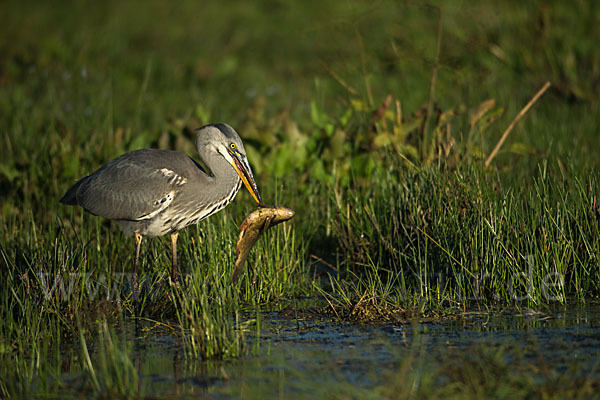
<box><xmin>54</xmin><ymin>305</ymin><xmax>600</xmax><ymax>397</ymax></box>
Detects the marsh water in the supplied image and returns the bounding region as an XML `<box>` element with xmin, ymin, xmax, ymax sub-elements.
<box><xmin>57</xmin><ymin>303</ymin><xmax>600</xmax><ymax>399</ymax></box>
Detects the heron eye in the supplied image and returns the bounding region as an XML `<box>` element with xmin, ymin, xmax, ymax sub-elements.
<box><xmin>230</xmin><ymin>143</ymin><xmax>237</xmax><ymax>150</ymax></box>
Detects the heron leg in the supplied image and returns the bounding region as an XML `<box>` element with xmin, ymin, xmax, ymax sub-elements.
<box><xmin>133</xmin><ymin>232</ymin><xmax>143</xmax><ymax>315</ymax></box>
<box><xmin>171</xmin><ymin>232</ymin><xmax>179</xmax><ymax>284</ymax></box>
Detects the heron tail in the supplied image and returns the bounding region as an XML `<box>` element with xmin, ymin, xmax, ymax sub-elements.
<box><xmin>59</xmin><ymin>177</ymin><xmax>87</xmax><ymax>205</ymax></box>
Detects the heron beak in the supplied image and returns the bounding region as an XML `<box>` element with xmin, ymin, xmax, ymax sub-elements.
<box><xmin>228</xmin><ymin>149</ymin><xmax>262</xmax><ymax>204</ymax></box>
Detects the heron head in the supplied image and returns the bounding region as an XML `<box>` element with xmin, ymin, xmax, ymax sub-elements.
<box><xmin>196</xmin><ymin>123</ymin><xmax>262</xmax><ymax>204</ymax></box>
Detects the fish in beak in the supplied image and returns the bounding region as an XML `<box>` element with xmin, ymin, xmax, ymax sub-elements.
<box><xmin>227</xmin><ymin>148</ymin><xmax>262</xmax><ymax>204</ymax></box>
<box><xmin>232</xmin><ymin>206</ymin><xmax>295</xmax><ymax>283</ymax></box>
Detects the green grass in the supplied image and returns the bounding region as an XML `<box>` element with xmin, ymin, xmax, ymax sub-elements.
<box><xmin>79</xmin><ymin>320</ymin><xmax>140</xmax><ymax>399</ymax></box>
<box><xmin>1</xmin><ymin>0</ymin><xmax>600</xmax><ymax>397</ymax></box>
<box><xmin>324</xmin><ymin>161</ymin><xmax>600</xmax><ymax>319</ymax></box>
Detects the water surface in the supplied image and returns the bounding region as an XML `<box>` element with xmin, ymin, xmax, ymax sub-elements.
<box><xmin>109</xmin><ymin>304</ymin><xmax>600</xmax><ymax>399</ymax></box>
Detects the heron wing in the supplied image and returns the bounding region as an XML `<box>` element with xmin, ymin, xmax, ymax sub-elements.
<box><xmin>70</xmin><ymin>149</ymin><xmax>200</xmax><ymax>221</ymax></box>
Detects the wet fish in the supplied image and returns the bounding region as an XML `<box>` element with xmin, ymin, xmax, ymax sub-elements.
<box><xmin>232</xmin><ymin>206</ymin><xmax>295</xmax><ymax>283</ymax></box>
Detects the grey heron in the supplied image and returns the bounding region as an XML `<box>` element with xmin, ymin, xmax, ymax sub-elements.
<box><xmin>60</xmin><ymin>123</ymin><xmax>261</xmax><ymax>302</ymax></box>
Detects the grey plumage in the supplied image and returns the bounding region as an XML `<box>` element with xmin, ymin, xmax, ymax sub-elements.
<box><xmin>61</xmin><ymin>149</ymin><xmax>202</xmax><ymax>221</ymax></box>
<box><xmin>60</xmin><ymin>123</ymin><xmax>262</xmax><ymax>297</ymax></box>
<box><xmin>61</xmin><ymin>123</ymin><xmax>260</xmax><ymax>236</ymax></box>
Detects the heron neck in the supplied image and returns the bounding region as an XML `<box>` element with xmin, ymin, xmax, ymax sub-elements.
<box><xmin>197</xmin><ymin>147</ymin><xmax>240</xmax><ymax>200</ymax></box>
